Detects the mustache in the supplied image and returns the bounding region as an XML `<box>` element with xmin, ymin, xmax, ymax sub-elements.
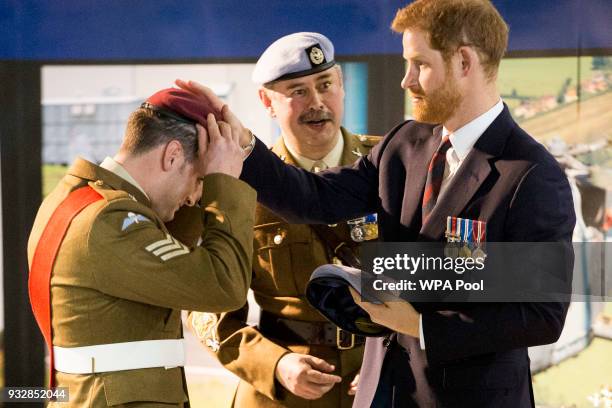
<box><xmin>298</xmin><ymin>110</ymin><xmax>334</xmax><ymax>123</ymax></box>
<box><xmin>409</xmin><ymin>88</ymin><xmax>426</xmax><ymax>98</ymax></box>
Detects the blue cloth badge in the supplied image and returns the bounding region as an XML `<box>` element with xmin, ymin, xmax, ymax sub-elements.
<box><xmin>121</xmin><ymin>212</ymin><xmax>151</xmax><ymax>231</ymax></box>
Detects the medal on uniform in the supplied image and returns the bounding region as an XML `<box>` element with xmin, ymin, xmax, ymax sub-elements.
<box><xmin>471</xmin><ymin>220</ymin><xmax>487</xmax><ymax>259</ymax></box>
<box><xmin>444</xmin><ymin>216</ymin><xmax>453</xmax><ymax>241</ymax></box>
<box><xmin>348</xmin><ymin>214</ymin><xmax>378</xmax><ymax>242</ymax></box>
<box><xmin>444</xmin><ymin>216</ymin><xmax>460</xmax><ymax>258</ymax></box>
<box><xmin>458</xmin><ymin>218</ymin><xmax>472</xmax><ymax>258</ymax></box>
<box><xmin>362</xmin><ymin>213</ymin><xmax>379</xmax><ymax>241</ymax></box>
<box><xmin>348</xmin><ymin>217</ymin><xmax>366</xmax><ymax>242</ymax></box>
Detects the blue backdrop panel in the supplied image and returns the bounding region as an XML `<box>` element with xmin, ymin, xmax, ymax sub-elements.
<box><xmin>342</xmin><ymin>62</ymin><xmax>369</xmax><ymax>134</ymax></box>
<box><xmin>0</xmin><ymin>0</ymin><xmax>610</xmax><ymax>61</ymax></box>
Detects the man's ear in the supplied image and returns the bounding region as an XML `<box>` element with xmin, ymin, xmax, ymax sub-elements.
<box><xmin>258</xmin><ymin>87</ymin><xmax>275</xmax><ymax>118</ymax></box>
<box><xmin>457</xmin><ymin>46</ymin><xmax>478</xmax><ymax>77</ymax></box>
<box><xmin>161</xmin><ymin>140</ymin><xmax>184</xmax><ymax>172</ymax></box>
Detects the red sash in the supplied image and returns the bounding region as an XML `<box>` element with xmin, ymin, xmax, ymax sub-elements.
<box><xmin>29</xmin><ymin>186</ymin><xmax>103</xmax><ymax>386</ymax></box>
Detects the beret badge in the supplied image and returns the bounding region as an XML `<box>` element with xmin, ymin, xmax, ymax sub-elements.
<box><xmin>307</xmin><ymin>45</ymin><xmax>326</xmax><ymax>66</ymax></box>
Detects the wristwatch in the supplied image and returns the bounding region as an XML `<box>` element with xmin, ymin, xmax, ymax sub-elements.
<box><xmin>242</xmin><ymin>130</ymin><xmax>256</xmax><ymax>159</ymax></box>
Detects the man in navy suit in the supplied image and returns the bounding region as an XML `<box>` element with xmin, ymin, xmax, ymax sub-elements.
<box><xmin>177</xmin><ymin>0</ymin><xmax>575</xmax><ymax>406</ymax></box>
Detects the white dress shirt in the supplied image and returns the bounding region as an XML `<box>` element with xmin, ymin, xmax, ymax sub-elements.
<box><xmin>419</xmin><ymin>99</ymin><xmax>504</xmax><ymax>349</ymax></box>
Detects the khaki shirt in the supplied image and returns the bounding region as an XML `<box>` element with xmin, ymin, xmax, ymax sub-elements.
<box><xmin>28</xmin><ymin>158</ymin><xmax>256</xmax><ymax>407</ymax></box>
<box><xmin>189</xmin><ymin>128</ymin><xmax>381</xmax><ymax>407</ymax></box>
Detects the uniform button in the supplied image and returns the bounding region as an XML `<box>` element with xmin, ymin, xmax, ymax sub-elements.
<box><xmin>206</xmin><ymin>338</ymin><xmax>220</xmax><ymax>352</ymax></box>
<box><xmin>351</xmin><ymin>148</ymin><xmax>363</xmax><ymax>158</ymax></box>
<box><xmin>273</xmin><ymin>234</ymin><xmax>284</xmax><ymax>245</ymax></box>
<box><xmin>94</xmin><ymin>180</ymin><xmax>104</xmax><ymax>186</ymax></box>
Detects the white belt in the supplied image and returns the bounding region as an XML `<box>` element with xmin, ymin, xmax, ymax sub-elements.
<box><xmin>53</xmin><ymin>339</ymin><xmax>185</xmax><ymax>374</ymax></box>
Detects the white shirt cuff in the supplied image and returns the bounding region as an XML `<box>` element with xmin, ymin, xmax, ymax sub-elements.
<box><xmin>419</xmin><ymin>314</ymin><xmax>426</xmax><ymax>350</ymax></box>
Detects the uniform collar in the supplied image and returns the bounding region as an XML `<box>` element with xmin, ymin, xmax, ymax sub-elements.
<box><xmin>339</xmin><ymin>127</ymin><xmax>368</xmax><ymax>165</ymax></box>
<box><xmin>100</xmin><ymin>157</ymin><xmax>149</xmax><ymax>200</ymax></box>
<box><xmin>443</xmin><ymin>99</ymin><xmax>504</xmax><ymax>161</ymax></box>
<box><xmin>67</xmin><ymin>157</ymin><xmax>151</xmax><ymax>206</ymax></box>
<box><xmin>283</xmin><ymin>129</ymin><xmax>344</xmax><ymax>169</ymax></box>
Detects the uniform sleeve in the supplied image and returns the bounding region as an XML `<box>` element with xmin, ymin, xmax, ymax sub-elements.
<box><xmin>240</xmin><ymin>136</ymin><xmax>380</xmax><ymax>224</ymax></box>
<box><xmin>422</xmin><ymin>161</ymin><xmax>576</xmax><ymax>363</ymax></box>
<box><xmin>164</xmin><ymin>205</ymin><xmax>204</xmax><ymax>248</ymax></box>
<box><xmin>189</xmin><ymin>306</ymin><xmax>290</xmax><ymax>401</ymax></box>
<box><xmin>87</xmin><ymin>174</ymin><xmax>256</xmax><ymax>312</ymax></box>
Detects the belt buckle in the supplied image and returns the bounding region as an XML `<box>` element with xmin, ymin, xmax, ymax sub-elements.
<box><xmin>336</xmin><ymin>327</ymin><xmax>355</xmax><ymax>350</ymax></box>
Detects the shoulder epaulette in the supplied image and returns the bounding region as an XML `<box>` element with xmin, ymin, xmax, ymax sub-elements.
<box><xmin>88</xmin><ymin>180</ymin><xmax>135</xmax><ymax>204</ymax></box>
<box><xmin>356</xmin><ymin>134</ymin><xmax>383</xmax><ymax>147</ymax></box>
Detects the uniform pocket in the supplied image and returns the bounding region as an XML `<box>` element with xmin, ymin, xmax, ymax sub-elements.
<box><xmin>253</xmin><ymin>222</ymin><xmax>313</xmax><ymax>293</ymax></box>
<box><xmin>102</xmin><ymin>367</ymin><xmax>186</xmax><ymax>406</ymax></box>
<box><xmin>254</xmin><ymin>221</ymin><xmax>311</xmax><ymax>249</ymax></box>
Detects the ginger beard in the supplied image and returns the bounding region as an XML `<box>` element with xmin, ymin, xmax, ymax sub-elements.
<box><xmin>410</xmin><ymin>63</ymin><xmax>462</xmax><ymax>125</ymax></box>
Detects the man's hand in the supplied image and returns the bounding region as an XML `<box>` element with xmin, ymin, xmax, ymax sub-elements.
<box><xmin>175</xmin><ymin>79</ymin><xmax>253</xmax><ymax>147</ymax></box>
<box><xmin>349</xmin><ymin>286</ymin><xmax>420</xmax><ymax>338</ymax></box>
<box><xmin>348</xmin><ymin>372</ymin><xmax>359</xmax><ymax>396</ymax></box>
<box><xmin>275</xmin><ymin>353</ymin><xmax>342</xmax><ymax>400</ymax></box>
<box><xmin>195</xmin><ymin>115</ymin><xmax>243</xmax><ymax>178</ymax></box>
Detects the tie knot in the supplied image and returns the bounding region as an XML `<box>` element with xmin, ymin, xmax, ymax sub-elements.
<box><xmin>439</xmin><ymin>135</ymin><xmax>452</xmax><ymax>153</ymax></box>
<box><xmin>311</xmin><ymin>160</ymin><xmax>328</xmax><ymax>173</ymax></box>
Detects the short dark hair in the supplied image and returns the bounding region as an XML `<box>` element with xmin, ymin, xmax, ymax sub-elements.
<box><xmin>121</xmin><ymin>108</ymin><xmax>198</xmax><ymax>161</ymax></box>
<box><xmin>392</xmin><ymin>0</ymin><xmax>508</xmax><ymax>79</ymax></box>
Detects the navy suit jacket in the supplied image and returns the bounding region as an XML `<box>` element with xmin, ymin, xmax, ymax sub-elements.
<box><xmin>241</xmin><ymin>106</ymin><xmax>575</xmax><ymax>407</ymax></box>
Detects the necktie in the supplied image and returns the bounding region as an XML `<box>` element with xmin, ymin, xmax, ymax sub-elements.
<box><xmin>422</xmin><ymin>135</ymin><xmax>452</xmax><ymax>223</ymax></box>
<box><xmin>311</xmin><ymin>160</ymin><xmax>327</xmax><ymax>173</ymax></box>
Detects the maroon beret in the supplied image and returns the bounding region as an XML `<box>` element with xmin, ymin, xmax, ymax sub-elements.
<box><xmin>142</xmin><ymin>88</ymin><xmax>222</xmax><ymax>125</ymax></box>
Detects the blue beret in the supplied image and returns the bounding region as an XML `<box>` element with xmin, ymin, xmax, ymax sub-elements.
<box><xmin>306</xmin><ymin>264</ymin><xmax>391</xmax><ymax>337</ymax></box>
<box><xmin>252</xmin><ymin>32</ymin><xmax>335</xmax><ymax>85</ymax></box>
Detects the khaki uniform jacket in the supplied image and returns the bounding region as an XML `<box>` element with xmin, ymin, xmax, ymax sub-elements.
<box><xmin>189</xmin><ymin>128</ymin><xmax>380</xmax><ymax>407</ymax></box>
<box><xmin>27</xmin><ymin>158</ymin><xmax>256</xmax><ymax>407</ymax></box>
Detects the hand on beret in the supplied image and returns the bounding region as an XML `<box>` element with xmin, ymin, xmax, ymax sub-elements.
<box><xmin>146</xmin><ymin>87</ymin><xmax>223</xmax><ymax>125</ymax></box>
<box><xmin>195</xmin><ymin>115</ymin><xmax>244</xmax><ymax>179</ymax></box>
<box><xmin>175</xmin><ymin>79</ymin><xmax>224</xmax><ymax>116</ymax></box>
<box><xmin>176</xmin><ymin>79</ymin><xmax>252</xmax><ymax>147</ymax></box>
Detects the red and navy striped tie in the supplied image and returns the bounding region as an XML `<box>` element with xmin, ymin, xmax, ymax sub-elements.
<box><xmin>422</xmin><ymin>135</ymin><xmax>452</xmax><ymax>223</ymax></box>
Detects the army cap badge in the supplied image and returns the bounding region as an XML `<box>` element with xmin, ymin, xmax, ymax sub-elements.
<box><xmin>252</xmin><ymin>32</ymin><xmax>336</xmax><ymax>85</ymax></box>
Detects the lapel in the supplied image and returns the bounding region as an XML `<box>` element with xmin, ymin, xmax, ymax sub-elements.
<box><xmin>67</xmin><ymin>157</ymin><xmax>151</xmax><ymax>207</ymax></box>
<box><xmin>271</xmin><ymin>136</ymin><xmax>299</xmax><ymax>166</ymax></box>
<box><xmin>400</xmin><ymin>125</ymin><xmax>443</xmax><ymax>228</ymax></box>
<box><xmin>419</xmin><ymin>106</ymin><xmax>513</xmax><ymax>240</ymax></box>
